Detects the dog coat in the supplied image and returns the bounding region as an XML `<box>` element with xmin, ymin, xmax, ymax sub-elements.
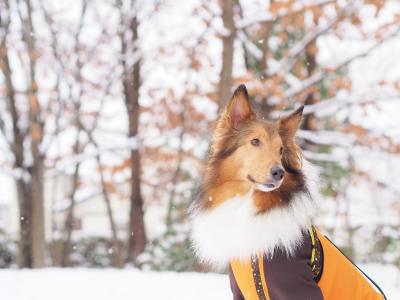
<box><xmin>229</xmin><ymin>227</ymin><xmax>385</xmax><ymax>300</ymax></box>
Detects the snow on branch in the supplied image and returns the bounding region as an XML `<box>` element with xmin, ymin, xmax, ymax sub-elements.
<box><xmin>303</xmin><ymin>149</ymin><xmax>345</xmax><ymax>162</ymax></box>
<box><xmin>271</xmin><ymin>93</ymin><xmax>400</xmax><ymax>138</ymax></box>
<box><xmin>272</xmin><ymin>92</ymin><xmax>400</xmax><ymax>121</ymax></box>
<box><xmin>303</xmin><ymin>93</ymin><xmax>400</xmax><ymax>117</ymax></box>
<box><xmin>0</xmin><ymin>166</ymin><xmax>31</xmax><ymax>182</ymax></box>
<box><xmin>267</xmin><ymin>5</ymin><xmax>354</xmax><ymax>77</ymax></box>
<box><xmin>297</xmin><ymin>129</ymin><xmax>355</xmax><ymax>147</ymax></box>
<box><xmin>46</xmin><ymin>136</ymin><xmax>139</xmax><ymax>177</ymax></box>
<box><xmin>282</xmin><ymin>71</ymin><xmax>323</xmax><ymax>99</ymax></box>
<box><xmin>236</xmin><ymin>30</ymin><xmax>262</xmax><ymax>59</ymax></box>
<box><xmin>304</xmin><ymin>141</ymin><xmax>400</xmax><ymax>165</ymax></box>
<box><xmin>282</xmin><ymin>27</ymin><xmax>400</xmax><ymax>100</ymax></box>
<box><xmin>236</xmin><ymin>0</ymin><xmax>336</xmax><ymax>29</ymax></box>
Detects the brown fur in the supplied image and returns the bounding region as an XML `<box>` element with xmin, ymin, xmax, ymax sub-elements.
<box><xmin>198</xmin><ymin>84</ymin><xmax>307</xmax><ymax>214</ymax></box>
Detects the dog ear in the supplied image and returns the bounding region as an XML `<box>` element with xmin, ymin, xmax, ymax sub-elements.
<box><xmin>279</xmin><ymin>106</ymin><xmax>304</xmax><ymax>171</ymax></box>
<box><xmin>278</xmin><ymin>106</ymin><xmax>304</xmax><ymax>141</ymax></box>
<box><xmin>223</xmin><ymin>84</ymin><xmax>254</xmax><ymax>129</ymax></box>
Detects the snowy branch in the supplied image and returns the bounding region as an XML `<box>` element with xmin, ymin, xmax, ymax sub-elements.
<box><xmin>297</xmin><ymin>129</ymin><xmax>355</xmax><ymax>147</ymax></box>
<box><xmin>281</xmin><ymin>27</ymin><xmax>400</xmax><ymax>100</ymax></box>
<box><xmin>236</xmin><ymin>0</ymin><xmax>336</xmax><ymax>29</ymax></box>
<box><xmin>236</xmin><ymin>30</ymin><xmax>262</xmax><ymax>59</ymax></box>
<box><xmin>303</xmin><ymin>93</ymin><xmax>400</xmax><ymax>117</ymax></box>
<box><xmin>303</xmin><ymin>149</ymin><xmax>345</xmax><ymax>162</ymax></box>
<box><xmin>267</xmin><ymin>5</ymin><xmax>353</xmax><ymax>77</ymax></box>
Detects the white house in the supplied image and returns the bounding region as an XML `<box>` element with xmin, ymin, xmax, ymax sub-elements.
<box><xmin>0</xmin><ymin>172</ymin><xmax>130</xmax><ymax>242</ymax></box>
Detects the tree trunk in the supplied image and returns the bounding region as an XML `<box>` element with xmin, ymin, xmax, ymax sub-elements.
<box><xmin>121</xmin><ymin>12</ymin><xmax>146</xmax><ymax>264</ymax></box>
<box><xmin>24</xmin><ymin>0</ymin><xmax>45</xmax><ymax>268</ymax></box>
<box><xmin>303</xmin><ymin>11</ymin><xmax>320</xmax><ymax>133</ymax></box>
<box><xmin>30</xmin><ymin>162</ymin><xmax>45</xmax><ymax>267</ymax></box>
<box><xmin>126</xmin><ymin>92</ymin><xmax>146</xmax><ymax>263</ymax></box>
<box><xmin>97</xmin><ymin>155</ymin><xmax>124</xmax><ymax>268</ymax></box>
<box><xmin>126</xmin><ymin>103</ymin><xmax>146</xmax><ymax>264</ymax></box>
<box><xmin>16</xmin><ymin>180</ymin><xmax>33</xmax><ymax>267</ymax></box>
<box><xmin>60</xmin><ymin>162</ymin><xmax>80</xmax><ymax>267</ymax></box>
<box><xmin>217</xmin><ymin>0</ymin><xmax>236</xmax><ymax>110</ymax></box>
<box><xmin>12</xmin><ymin>146</ymin><xmax>45</xmax><ymax>269</ymax></box>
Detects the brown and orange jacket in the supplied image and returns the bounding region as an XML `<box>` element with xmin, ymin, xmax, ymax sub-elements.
<box><xmin>229</xmin><ymin>227</ymin><xmax>385</xmax><ymax>300</ymax></box>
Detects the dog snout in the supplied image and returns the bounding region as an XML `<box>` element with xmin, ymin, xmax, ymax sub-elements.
<box><xmin>270</xmin><ymin>166</ymin><xmax>284</xmax><ymax>181</ymax></box>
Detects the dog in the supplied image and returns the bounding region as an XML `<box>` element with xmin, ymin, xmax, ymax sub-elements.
<box><xmin>190</xmin><ymin>84</ymin><xmax>385</xmax><ymax>300</ymax></box>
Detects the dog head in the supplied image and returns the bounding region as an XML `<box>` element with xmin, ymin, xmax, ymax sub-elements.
<box><xmin>203</xmin><ymin>84</ymin><xmax>307</xmax><ymax>213</ymax></box>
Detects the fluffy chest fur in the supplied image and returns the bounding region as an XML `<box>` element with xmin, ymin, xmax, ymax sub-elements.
<box><xmin>190</xmin><ymin>190</ymin><xmax>316</xmax><ymax>268</ymax></box>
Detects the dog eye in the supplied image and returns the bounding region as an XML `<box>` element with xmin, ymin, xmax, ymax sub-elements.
<box><xmin>280</xmin><ymin>147</ymin><xmax>283</xmax><ymax>155</ymax></box>
<box><xmin>251</xmin><ymin>138</ymin><xmax>260</xmax><ymax>146</ymax></box>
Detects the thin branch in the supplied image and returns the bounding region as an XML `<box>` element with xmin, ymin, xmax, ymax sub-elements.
<box><xmin>165</xmin><ymin>102</ymin><xmax>187</xmax><ymax>227</ymax></box>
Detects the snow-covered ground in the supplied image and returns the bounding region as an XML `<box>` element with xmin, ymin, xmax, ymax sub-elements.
<box><xmin>0</xmin><ymin>268</ymin><xmax>230</xmax><ymax>300</ymax></box>
<box><xmin>1</xmin><ymin>264</ymin><xmax>399</xmax><ymax>300</ymax></box>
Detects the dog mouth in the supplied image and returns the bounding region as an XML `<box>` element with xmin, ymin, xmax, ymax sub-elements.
<box><xmin>247</xmin><ymin>175</ymin><xmax>282</xmax><ymax>192</ymax></box>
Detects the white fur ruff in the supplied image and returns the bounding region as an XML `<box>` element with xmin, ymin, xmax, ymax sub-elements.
<box><xmin>190</xmin><ymin>161</ymin><xmax>320</xmax><ymax>269</ymax></box>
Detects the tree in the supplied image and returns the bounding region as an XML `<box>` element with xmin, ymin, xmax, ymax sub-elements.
<box><xmin>0</xmin><ymin>0</ymin><xmax>45</xmax><ymax>268</ymax></box>
<box><xmin>217</xmin><ymin>0</ymin><xmax>236</xmax><ymax>110</ymax></box>
<box><xmin>117</xmin><ymin>0</ymin><xmax>146</xmax><ymax>264</ymax></box>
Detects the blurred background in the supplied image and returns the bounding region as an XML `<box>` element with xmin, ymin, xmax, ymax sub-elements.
<box><xmin>0</xmin><ymin>0</ymin><xmax>399</xmax><ymax>299</ymax></box>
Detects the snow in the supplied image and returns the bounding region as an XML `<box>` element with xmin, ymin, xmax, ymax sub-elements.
<box><xmin>0</xmin><ymin>265</ymin><xmax>398</xmax><ymax>300</ymax></box>
<box><xmin>0</xmin><ymin>268</ymin><xmax>230</xmax><ymax>300</ymax></box>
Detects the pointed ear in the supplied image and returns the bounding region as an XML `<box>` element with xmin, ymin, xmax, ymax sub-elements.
<box><xmin>223</xmin><ymin>84</ymin><xmax>254</xmax><ymax>129</ymax></box>
<box><xmin>278</xmin><ymin>106</ymin><xmax>304</xmax><ymax>141</ymax></box>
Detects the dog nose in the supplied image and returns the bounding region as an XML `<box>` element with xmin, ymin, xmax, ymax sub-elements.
<box><xmin>271</xmin><ymin>166</ymin><xmax>284</xmax><ymax>181</ymax></box>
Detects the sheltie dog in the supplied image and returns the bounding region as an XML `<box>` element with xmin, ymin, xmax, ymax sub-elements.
<box><xmin>190</xmin><ymin>85</ymin><xmax>385</xmax><ymax>300</ymax></box>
